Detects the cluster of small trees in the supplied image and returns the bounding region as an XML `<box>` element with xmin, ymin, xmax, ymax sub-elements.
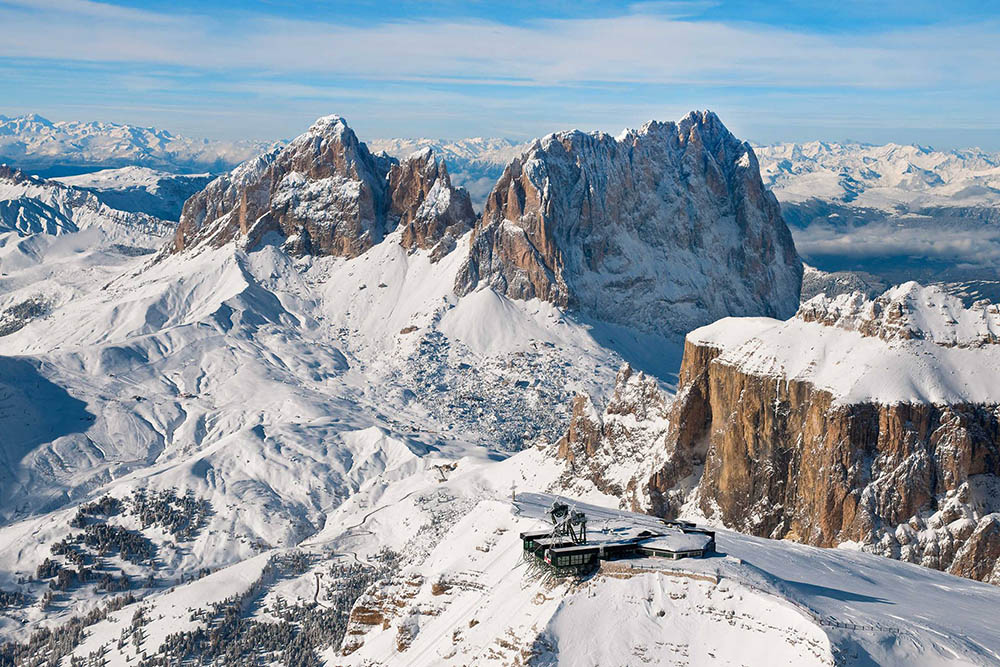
<box><xmin>78</xmin><ymin>524</ymin><xmax>155</xmax><ymax>564</ymax></box>
<box><xmin>0</xmin><ymin>594</ymin><xmax>135</xmax><ymax>667</ymax></box>
<box><xmin>0</xmin><ymin>295</ymin><xmax>50</xmax><ymax>337</ymax></box>
<box><xmin>69</xmin><ymin>495</ymin><xmax>123</xmax><ymax>528</ymax></box>
<box><xmin>134</xmin><ymin>549</ymin><xmax>400</xmax><ymax>666</ymax></box>
<box><xmin>0</xmin><ymin>589</ymin><xmax>30</xmax><ymax>610</ymax></box>
<box><xmin>129</xmin><ymin>488</ymin><xmax>210</xmax><ymax>541</ymax></box>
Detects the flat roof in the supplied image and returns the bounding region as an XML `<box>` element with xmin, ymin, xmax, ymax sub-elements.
<box><xmin>533</xmin><ymin>536</ymin><xmax>576</xmax><ymax>547</ymax></box>
<box><xmin>548</xmin><ymin>544</ymin><xmax>600</xmax><ymax>555</ymax></box>
<box><xmin>520</xmin><ymin>529</ymin><xmax>552</xmax><ymax>540</ymax></box>
<box><xmin>639</xmin><ymin>533</ymin><xmax>713</xmax><ymax>553</ymax></box>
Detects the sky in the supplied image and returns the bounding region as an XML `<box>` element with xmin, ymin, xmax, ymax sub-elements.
<box><xmin>1</xmin><ymin>0</ymin><xmax>999</xmax><ymax>148</ymax></box>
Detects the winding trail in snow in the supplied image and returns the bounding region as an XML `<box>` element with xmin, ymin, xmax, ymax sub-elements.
<box><xmin>301</xmin><ymin>489</ymin><xmax>422</xmax><ymax>567</ymax></box>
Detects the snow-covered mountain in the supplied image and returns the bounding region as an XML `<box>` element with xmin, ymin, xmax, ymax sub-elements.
<box><xmin>457</xmin><ymin>111</ymin><xmax>803</xmax><ymax>338</ymax></box>
<box><xmin>755</xmin><ymin>141</ymin><xmax>1000</xmax><ymax>212</ymax></box>
<box><xmin>753</xmin><ymin>141</ymin><xmax>1000</xmax><ymax>283</ymax></box>
<box><xmin>0</xmin><ymin>114</ymin><xmax>272</xmax><ymax>176</ymax></box>
<box><xmin>0</xmin><ymin>165</ymin><xmax>173</xmax><ymax>248</ymax></box>
<box><xmin>377</xmin><ymin>134</ymin><xmax>1000</xmax><ymax>284</ymax></box>
<box><xmin>170</xmin><ymin>116</ymin><xmax>475</xmax><ymax>261</ymax></box>
<box><xmin>2</xmin><ymin>112</ymin><xmax>999</xmax><ymax>666</ymax></box>
<box><xmin>55</xmin><ymin>167</ymin><xmax>213</xmax><ymax>220</ymax></box>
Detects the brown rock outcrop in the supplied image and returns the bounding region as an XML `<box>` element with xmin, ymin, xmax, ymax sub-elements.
<box><xmin>554</xmin><ymin>365</ymin><xmax>671</xmax><ymax>504</ymax></box>
<box><xmin>169</xmin><ymin>116</ymin><xmax>473</xmax><ymax>261</ymax></box>
<box><xmin>557</xmin><ymin>284</ymin><xmax>1000</xmax><ymax>583</ymax></box>
<box><xmin>388</xmin><ymin>148</ymin><xmax>475</xmax><ymax>259</ymax></box>
<box><xmin>642</xmin><ymin>331</ymin><xmax>1000</xmax><ymax>583</ymax></box>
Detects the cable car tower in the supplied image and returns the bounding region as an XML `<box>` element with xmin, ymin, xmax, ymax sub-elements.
<box><xmin>548</xmin><ymin>501</ymin><xmax>587</xmax><ymax>545</ymax></box>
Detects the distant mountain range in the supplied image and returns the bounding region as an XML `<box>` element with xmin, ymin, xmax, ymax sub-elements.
<box><xmin>0</xmin><ymin>113</ymin><xmax>272</xmax><ymax>176</ymax></box>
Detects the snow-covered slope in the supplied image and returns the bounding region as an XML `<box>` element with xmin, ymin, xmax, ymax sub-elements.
<box><xmin>0</xmin><ymin>217</ymin><xmax>649</xmax><ymax>663</ymax></box>
<box><xmin>55</xmin><ymin>167</ymin><xmax>212</xmax><ymax>220</ymax></box>
<box><xmin>26</xmin><ymin>447</ymin><xmax>1000</xmax><ymax>667</ymax></box>
<box><xmin>0</xmin><ymin>113</ymin><xmax>271</xmax><ymax>175</ymax></box>
<box><xmin>0</xmin><ymin>165</ymin><xmax>173</xmax><ymax>248</ymax></box>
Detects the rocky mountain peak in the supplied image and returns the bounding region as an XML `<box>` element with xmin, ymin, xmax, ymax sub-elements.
<box><xmin>455</xmin><ymin>110</ymin><xmax>802</xmax><ymax>338</ymax></box>
<box><xmin>0</xmin><ymin>164</ymin><xmax>40</xmax><ymax>186</ymax></box>
<box><xmin>798</xmin><ymin>281</ymin><xmax>1000</xmax><ymax>347</ymax></box>
<box><xmin>169</xmin><ymin>115</ymin><xmax>474</xmax><ymax>260</ymax></box>
<box><xmin>388</xmin><ymin>150</ymin><xmax>474</xmax><ymax>260</ymax></box>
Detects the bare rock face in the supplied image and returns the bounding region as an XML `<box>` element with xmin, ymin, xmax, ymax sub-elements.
<box><xmin>553</xmin><ymin>364</ymin><xmax>672</xmax><ymax>505</ymax></box>
<box><xmin>170</xmin><ymin>116</ymin><xmax>473</xmax><ymax>260</ymax></box>
<box><xmin>636</xmin><ymin>283</ymin><xmax>1000</xmax><ymax>583</ymax></box>
<box><xmin>455</xmin><ymin>111</ymin><xmax>802</xmax><ymax>337</ymax></box>
<box><xmin>388</xmin><ymin>147</ymin><xmax>475</xmax><ymax>260</ymax></box>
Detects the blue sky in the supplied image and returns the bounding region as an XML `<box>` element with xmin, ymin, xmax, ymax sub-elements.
<box><xmin>1</xmin><ymin>0</ymin><xmax>999</xmax><ymax>148</ymax></box>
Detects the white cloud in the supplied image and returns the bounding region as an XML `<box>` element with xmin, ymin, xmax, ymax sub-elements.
<box><xmin>794</xmin><ymin>221</ymin><xmax>1000</xmax><ymax>268</ymax></box>
<box><xmin>0</xmin><ymin>1</ymin><xmax>997</xmax><ymax>92</ymax></box>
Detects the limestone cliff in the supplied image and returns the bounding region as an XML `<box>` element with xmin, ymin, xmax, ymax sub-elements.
<box><xmin>646</xmin><ymin>283</ymin><xmax>1000</xmax><ymax>583</ymax></box>
<box><xmin>455</xmin><ymin>111</ymin><xmax>802</xmax><ymax>337</ymax></box>
<box><xmin>170</xmin><ymin>116</ymin><xmax>474</xmax><ymax>260</ymax></box>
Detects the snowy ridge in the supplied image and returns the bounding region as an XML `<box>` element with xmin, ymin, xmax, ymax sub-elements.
<box><xmin>798</xmin><ymin>281</ymin><xmax>1000</xmax><ymax>347</ymax></box>
<box><xmin>54</xmin><ymin>167</ymin><xmax>212</xmax><ymax>220</ymax></box>
<box><xmin>690</xmin><ymin>282</ymin><xmax>1000</xmax><ymax>405</ymax></box>
<box><xmin>0</xmin><ymin>166</ymin><xmax>173</xmax><ymax>247</ymax></box>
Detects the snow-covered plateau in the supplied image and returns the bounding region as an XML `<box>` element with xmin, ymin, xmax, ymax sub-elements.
<box><xmin>1</xmin><ymin>112</ymin><xmax>999</xmax><ymax>666</ymax></box>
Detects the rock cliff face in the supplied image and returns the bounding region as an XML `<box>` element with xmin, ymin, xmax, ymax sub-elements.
<box><xmin>640</xmin><ymin>283</ymin><xmax>1000</xmax><ymax>583</ymax></box>
<box><xmin>553</xmin><ymin>364</ymin><xmax>677</xmax><ymax>508</ymax></box>
<box><xmin>455</xmin><ymin>111</ymin><xmax>802</xmax><ymax>337</ymax></box>
<box><xmin>388</xmin><ymin>148</ymin><xmax>475</xmax><ymax>260</ymax></box>
<box><xmin>170</xmin><ymin>116</ymin><xmax>474</xmax><ymax>260</ymax></box>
